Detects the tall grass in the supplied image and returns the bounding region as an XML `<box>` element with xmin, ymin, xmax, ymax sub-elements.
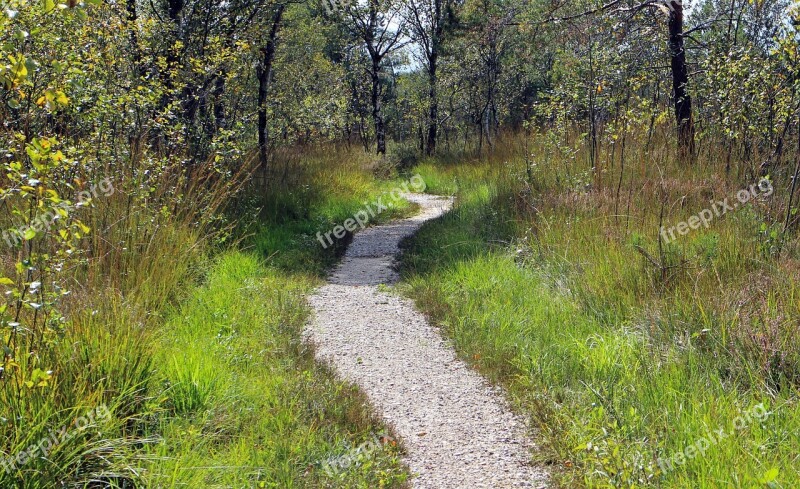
<box><xmin>132</xmin><ymin>146</ymin><xmax>415</xmax><ymax>487</ymax></box>
<box><xmin>138</xmin><ymin>252</ymin><xmax>407</xmax><ymax>488</ymax></box>
<box><xmin>1</xmin><ymin>144</ymin><xmax>413</xmax><ymax>487</ymax></box>
<box><xmin>0</xmin><ymin>151</ymin><xmax>232</xmax><ymax>487</ymax></box>
<box><xmin>250</xmin><ymin>145</ymin><xmax>418</xmax><ymax>276</ymax></box>
<box><xmin>401</xmin><ymin>127</ymin><xmax>800</xmax><ymax>487</ymax></box>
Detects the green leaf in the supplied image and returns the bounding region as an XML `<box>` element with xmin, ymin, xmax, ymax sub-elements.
<box><xmin>760</xmin><ymin>468</ymin><xmax>779</xmax><ymax>484</ymax></box>
<box><xmin>0</xmin><ymin>277</ymin><xmax>14</xmax><ymax>286</ymax></box>
<box><xmin>23</xmin><ymin>228</ymin><xmax>36</xmax><ymax>240</ymax></box>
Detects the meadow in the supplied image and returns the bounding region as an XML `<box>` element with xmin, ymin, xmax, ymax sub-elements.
<box><xmin>0</xmin><ymin>147</ymin><xmax>412</xmax><ymax>488</ymax></box>
<box><xmin>4</xmin><ymin>128</ymin><xmax>799</xmax><ymax>487</ymax></box>
<box><xmin>400</xmin><ymin>129</ymin><xmax>800</xmax><ymax>488</ymax></box>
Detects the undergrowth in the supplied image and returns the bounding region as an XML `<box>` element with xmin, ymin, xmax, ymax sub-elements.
<box><xmin>400</xmin><ymin>129</ymin><xmax>800</xmax><ymax>488</ymax></box>
<box><xmin>1</xmin><ymin>145</ymin><xmax>412</xmax><ymax>488</ymax></box>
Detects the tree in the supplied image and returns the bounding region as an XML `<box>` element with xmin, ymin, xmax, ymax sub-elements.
<box><xmin>539</xmin><ymin>0</ymin><xmax>699</xmax><ymax>159</ymax></box>
<box><xmin>667</xmin><ymin>0</ymin><xmax>695</xmax><ymax>160</ymax></box>
<box><xmin>407</xmin><ymin>0</ymin><xmax>456</xmax><ymax>155</ymax></box>
<box><xmin>339</xmin><ymin>0</ymin><xmax>407</xmax><ymax>155</ymax></box>
<box><xmin>257</xmin><ymin>3</ymin><xmax>286</xmax><ymax>173</ymax></box>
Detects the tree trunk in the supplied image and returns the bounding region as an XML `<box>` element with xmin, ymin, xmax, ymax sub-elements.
<box><xmin>588</xmin><ymin>39</ymin><xmax>597</xmax><ymax>169</ymax></box>
<box><xmin>668</xmin><ymin>0</ymin><xmax>695</xmax><ymax>160</ymax></box>
<box><xmin>126</xmin><ymin>0</ymin><xmax>142</xmax><ymax>78</ymax></box>
<box><xmin>257</xmin><ymin>5</ymin><xmax>285</xmax><ymax>174</ymax></box>
<box><xmin>426</xmin><ymin>54</ymin><xmax>438</xmax><ymax>155</ymax></box>
<box><xmin>370</xmin><ymin>61</ymin><xmax>387</xmax><ymax>155</ymax></box>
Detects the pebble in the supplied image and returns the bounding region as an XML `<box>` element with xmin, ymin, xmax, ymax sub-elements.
<box><xmin>306</xmin><ymin>194</ymin><xmax>549</xmax><ymax>488</ymax></box>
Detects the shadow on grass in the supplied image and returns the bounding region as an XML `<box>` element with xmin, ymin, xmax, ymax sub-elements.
<box><xmin>247</xmin><ymin>189</ymin><xmax>355</xmax><ymax>277</ymax></box>
<box><xmin>398</xmin><ymin>189</ymin><xmax>520</xmax><ymax>279</ymax></box>
<box><xmin>247</xmin><ymin>178</ymin><xmax>417</xmax><ymax>278</ymax></box>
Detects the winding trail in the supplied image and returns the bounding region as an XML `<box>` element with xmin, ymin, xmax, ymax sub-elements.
<box><xmin>306</xmin><ymin>194</ymin><xmax>548</xmax><ymax>488</ymax></box>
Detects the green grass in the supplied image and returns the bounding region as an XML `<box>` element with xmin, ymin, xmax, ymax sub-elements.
<box><xmin>0</xmin><ymin>145</ymin><xmax>413</xmax><ymax>488</ymax></box>
<box><xmin>400</xmin><ymin>134</ymin><xmax>800</xmax><ymax>488</ymax></box>
<box><xmin>137</xmin><ymin>148</ymin><xmax>415</xmax><ymax>487</ymax></box>
<box><xmin>139</xmin><ymin>251</ymin><xmax>407</xmax><ymax>488</ymax></box>
<box><xmin>251</xmin><ymin>147</ymin><xmax>418</xmax><ymax>276</ymax></box>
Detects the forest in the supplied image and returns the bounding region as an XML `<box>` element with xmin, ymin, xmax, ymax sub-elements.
<box><xmin>1</xmin><ymin>0</ymin><xmax>799</xmax><ymax>487</ymax></box>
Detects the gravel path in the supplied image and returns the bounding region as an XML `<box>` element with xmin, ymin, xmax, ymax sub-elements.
<box><xmin>306</xmin><ymin>194</ymin><xmax>548</xmax><ymax>489</ymax></box>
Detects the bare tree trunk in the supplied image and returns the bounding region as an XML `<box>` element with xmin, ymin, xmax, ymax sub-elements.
<box><xmin>426</xmin><ymin>54</ymin><xmax>438</xmax><ymax>155</ymax></box>
<box><xmin>164</xmin><ymin>0</ymin><xmax>184</xmax><ymax>93</ymax></box>
<box><xmin>349</xmin><ymin>0</ymin><xmax>405</xmax><ymax>156</ymax></box>
<box><xmin>424</xmin><ymin>0</ymin><xmax>444</xmax><ymax>156</ymax></box>
<box><xmin>483</xmin><ymin>106</ymin><xmax>493</xmax><ymax>149</ymax></box>
<box><xmin>370</xmin><ymin>61</ymin><xmax>387</xmax><ymax>155</ymax></box>
<box><xmin>257</xmin><ymin>4</ymin><xmax>285</xmax><ymax>175</ymax></box>
<box><xmin>588</xmin><ymin>39</ymin><xmax>598</xmax><ymax>169</ymax></box>
<box><xmin>484</xmin><ymin>36</ymin><xmax>499</xmax><ymax>150</ymax></box>
<box><xmin>784</xmin><ymin>114</ymin><xmax>800</xmax><ymax>233</ymax></box>
<box><xmin>668</xmin><ymin>0</ymin><xmax>695</xmax><ymax>161</ymax></box>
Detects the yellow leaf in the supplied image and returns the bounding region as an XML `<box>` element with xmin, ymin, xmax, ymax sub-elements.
<box><xmin>55</xmin><ymin>91</ymin><xmax>68</xmax><ymax>105</ymax></box>
<box><xmin>11</xmin><ymin>57</ymin><xmax>27</xmax><ymax>81</ymax></box>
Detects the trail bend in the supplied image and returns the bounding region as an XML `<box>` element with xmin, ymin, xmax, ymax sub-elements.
<box><xmin>306</xmin><ymin>194</ymin><xmax>548</xmax><ymax>489</ymax></box>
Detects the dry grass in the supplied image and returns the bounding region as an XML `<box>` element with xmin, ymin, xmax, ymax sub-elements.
<box><xmin>401</xmin><ymin>125</ymin><xmax>800</xmax><ymax>487</ymax></box>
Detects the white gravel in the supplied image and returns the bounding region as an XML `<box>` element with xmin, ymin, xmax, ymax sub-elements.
<box><xmin>306</xmin><ymin>194</ymin><xmax>549</xmax><ymax>489</ymax></box>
